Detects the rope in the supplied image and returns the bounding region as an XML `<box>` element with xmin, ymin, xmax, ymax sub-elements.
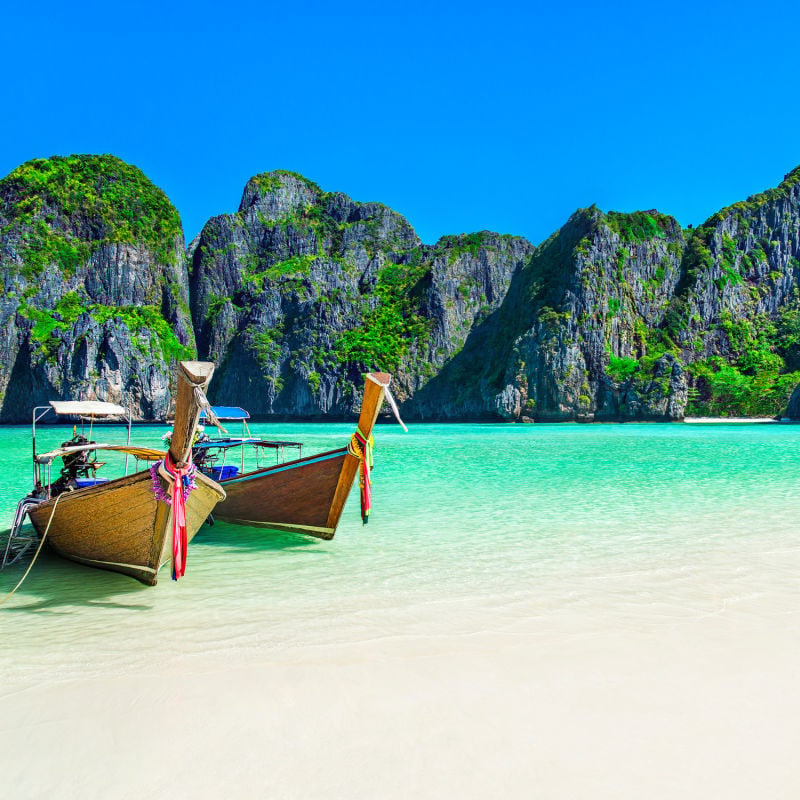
<box><xmin>348</xmin><ymin>427</ymin><xmax>374</xmax><ymax>524</ymax></box>
<box><xmin>365</xmin><ymin>374</ymin><xmax>407</xmax><ymax>431</ymax></box>
<box><xmin>193</xmin><ymin>386</ymin><xmax>228</xmax><ymax>435</ymax></box>
<box><xmin>382</xmin><ymin>384</ymin><xmax>408</xmax><ymax>432</ymax></box>
<box><xmin>0</xmin><ymin>493</ymin><xmax>63</xmax><ymax>607</ymax></box>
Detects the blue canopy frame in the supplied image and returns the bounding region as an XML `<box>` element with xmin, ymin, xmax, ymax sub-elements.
<box><xmin>199</xmin><ymin>406</ymin><xmax>250</xmax><ymax>421</ymax></box>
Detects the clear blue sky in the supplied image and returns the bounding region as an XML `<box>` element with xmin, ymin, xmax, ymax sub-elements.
<box><xmin>2</xmin><ymin>1</ymin><xmax>798</xmax><ymax>246</ymax></box>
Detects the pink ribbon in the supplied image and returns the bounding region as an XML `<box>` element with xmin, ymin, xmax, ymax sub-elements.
<box><xmin>163</xmin><ymin>451</ymin><xmax>191</xmax><ymax>580</ymax></box>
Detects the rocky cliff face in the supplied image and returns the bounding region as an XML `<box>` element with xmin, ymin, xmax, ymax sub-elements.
<box><xmin>406</xmin><ymin>207</ymin><xmax>689</xmax><ymax>420</ymax></box>
<box><xmin>416</xmin><ymin>168</ymin><xmax>800</xmax><ymax>422</ymax></box>
<box><xmin>2</xmin><ymin>156</ymin><xmax>799</xmax><ymax>422</ymax></box>
<box><xmin>189</xmin><ymin>165</ymin><xmax>800</xmax><ymax>422</ymax></box>
<box><xmin>0</xmin><ymin>155</ymin><xmax>194</xmax><ymax>421</ymax></box>
<box><xmin>655</xmin><ymin>168</ymin><xmax>800</xmax><ymax>418</ymax></box>
<box><xmin>188</xmin><ymin>171</ymin><xmax>532</xmax><ymax>416</ymax></box>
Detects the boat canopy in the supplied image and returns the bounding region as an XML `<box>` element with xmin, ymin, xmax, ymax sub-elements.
<box><xmin>49</xmin><ymin>400</ymin><xmax>127</xmax><ymax>416</ymax></box>
<box><xmin>200</xmin><ymin>406</ymin><xmax>250</xmax><ymax>421</ymax></box>
<box><xmin>194</xmin><ymin>437</ymin><xmax>302</xmax><ymax>451</ymax></box>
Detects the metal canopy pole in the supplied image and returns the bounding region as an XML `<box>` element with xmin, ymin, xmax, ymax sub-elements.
<box><xmin>124</xmin><ymin>410</ymin><xmax>132</xmax><ymax>475</ymax></box>
<box><xmin>31</xmin><ymin>406</ymin><xmax>52</xmax><ymax>490</ymax></box>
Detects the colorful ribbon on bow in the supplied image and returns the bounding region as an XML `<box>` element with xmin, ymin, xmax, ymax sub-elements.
<box><xmin>164</xmin><ymin>452</ymin><xmax>191</xmax><ymax>580</ymax></box>
<box><xmin>151</xmin><ymin>452</ymin><xmax>197</xmax><ymax>580</ymax></box>
<box><xmin>348</xmin><ymin>426</ymin><xmax>374</xmax><ymax>524</ymax></box>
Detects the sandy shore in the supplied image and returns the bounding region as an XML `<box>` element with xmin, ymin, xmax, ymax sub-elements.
<box><xmin>683</xmin><ymin>416</ymin><xmax>778</xmax><ymax>423</ymax></box>
<box><xmin>3</xmin><ymin>604</ymin><xmax>798</xmax><ymax>800</ymax></box>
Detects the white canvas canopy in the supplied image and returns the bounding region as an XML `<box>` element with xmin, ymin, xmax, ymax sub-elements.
<box><xmin>48</xmin><ymin>401</ymin><xmax>127</xmax><ymax>416</ymax></box>
<box><xmin>31</xmin><ymin>403</ymin><xmax>138</xmax><ymax>488</ymax></box>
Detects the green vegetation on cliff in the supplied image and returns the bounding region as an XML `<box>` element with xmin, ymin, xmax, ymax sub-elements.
<box><xmin>685</xmin><ymin>305</ymin><xmax>800</xmax><ymax>416</ymax></box>
<box><xmin>0</xmin><ymin>155</ymin><xmax>181</xmax><ymax>277</ymax></box>
<box><xmin>704</xmin><ymin>165</ymin><xmax>800</xmax><ymax>227</ymax></box>
<box><xmin>436</xmin><ymin>231</ymin><xmax>514</xmax><ymax>264</ymax></box>
<box><xmin>604</xmin><ymin>210</ymin><xmax>674</xmax><ymax>242</ymax></box>
<box><xmin>19</xmin><ymin>291</ymin><xmax>192</xmax><ymax>364</ymax></box>
<box><xmin>252</xmin><ymin>170</ymin><xmax>321</xmax><ymax>195</ymax></box>
<box><xmin>333</xmin><ymin>260</ymin><xmax>431</xmax><ymax>370</ymax></box>
<box><xmin>687</xmin><ymin>362</ymin><xmax>800</xmax><ymax>416</ymax></box>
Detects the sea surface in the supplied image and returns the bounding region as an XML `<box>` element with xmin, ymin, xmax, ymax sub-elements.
<box><xmin>2</xmin><ymin>421</ymin><xmax>799</xmax><ymax>691</ymax></box>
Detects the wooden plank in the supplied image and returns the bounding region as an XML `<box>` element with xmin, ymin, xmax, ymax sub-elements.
<box><xmin>217</xmin><ymin>454</ymin><xmax>346</xmax><ymax>529</ymax></box>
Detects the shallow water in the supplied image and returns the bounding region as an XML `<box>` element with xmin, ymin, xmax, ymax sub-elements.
<box><xmin>2</xmin><ymin>421</ymin><xmax>799</xmax><ymax>691</ymax></box>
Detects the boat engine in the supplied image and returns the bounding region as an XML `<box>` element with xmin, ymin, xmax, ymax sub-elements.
<box><xmin>51</xmin><ymin>434</ymin><xmax>102</xmax><ymax>494</ymax></box>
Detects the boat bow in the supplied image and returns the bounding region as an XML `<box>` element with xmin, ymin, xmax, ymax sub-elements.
<box><xmin>325</xmin><ymin>372</ymin><xmax>396</xmax><ymax>530</ymax></box>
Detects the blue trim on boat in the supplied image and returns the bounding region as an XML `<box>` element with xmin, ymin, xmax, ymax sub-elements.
<box><xmin>217</xmin><ymin>449</ymin><xmax>347</xmax><ymax>484</ymax></box>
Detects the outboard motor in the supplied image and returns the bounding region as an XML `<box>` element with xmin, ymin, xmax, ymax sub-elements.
<box><xmin>51</xmin><ymin>433</ymin><xmax>102</xmax><ymax>494</ymax></box>
<box><xmin>60</xmin><ymin>434</ymin><xmax>95</xmax><ymax>481</ymax></box>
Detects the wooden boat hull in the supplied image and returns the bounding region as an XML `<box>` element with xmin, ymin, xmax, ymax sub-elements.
<box><xmin>29</xmin><ymin>469</ymin><xmax>225</xmax><ymax>585</ymax></box>
<box><xmin>208</xmin><ymin>372</ymin><xmax>394</xmax><ymax>539</ymax></box>
<box><xmin>212</xmin><ymin>447</ymin><xmax>350</xmax><ymax>539</ymax></box>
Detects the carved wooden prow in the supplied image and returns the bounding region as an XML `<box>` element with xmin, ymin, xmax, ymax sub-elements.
<box><xmin>169</xmin><ymin>361</ymin><xmax>215</xmax><ymax>467</ymax></box>
<box><xmin>325</xmin><ymin>372</ymin><xmax>392</xmax><ymax>530</ymax></box>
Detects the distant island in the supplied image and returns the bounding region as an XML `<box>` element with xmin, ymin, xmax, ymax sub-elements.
<box><xmin>1</xmin><ymin>154</ymin><xmax>799</xmax><ymax>423</ymax></box>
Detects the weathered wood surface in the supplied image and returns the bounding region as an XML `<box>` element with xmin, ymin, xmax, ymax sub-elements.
<box><xmin>169</xmin><ymin>361</ymin><xmax>215</xmax><ymax>467</ymax></box>
<box><xmin>215</xmin><ymin>450</ymin><xmax>348</xmax><ymax>538</ymax></box>
<box><xmin>29</xmin><ymin>470</ymin><xmax>224</xmax><ymax>585</ymax></box>
<box><xmin>212</xmin><ymin>372</ymin><xmax>391</xmax><ymax>539</ymax></box>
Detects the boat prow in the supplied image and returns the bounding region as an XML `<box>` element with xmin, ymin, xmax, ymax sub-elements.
<box><xmin>29</xmin><ymin>468</ymin><xmax>224</xmax><ymax>585</ymax></box>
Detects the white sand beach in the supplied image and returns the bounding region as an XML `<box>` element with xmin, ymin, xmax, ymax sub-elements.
<box><xmin>3</xmin><ymin>592</ymin><xmax>799</xmax><ymax>800</ymax></box>
<box><xmin>683</xmin><ymin>417</ymin><xmax>779</xmax><ymax>424</ymax></box>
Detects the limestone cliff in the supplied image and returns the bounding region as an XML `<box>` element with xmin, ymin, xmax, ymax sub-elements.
<box><xmin>0</xmin><ymin>155</ymin><xmax>194</xmax><ymax>421</ymax></box>
<box><xmin>416</xmin><ymin>167</ymin><xmax>800</xmax><ymax>422</ymax></box>
<box><xmin>189</xmin><ymin>166</ymin><xmax>800</xmax><ymax>421</ymax></box>
<box><xmin>188</xmin><ymin>171</ymin><xmax>532</xmax><ymax>416</ymax></box>
<box><xmin>3</xmin><ymin>156</ymin><xmax>800</xmax><ymax>423</ymax></box>
<box><xmin>407</xmin><ymin>207</ymin><xmax>689</xmax><ymax>420</ymax></box>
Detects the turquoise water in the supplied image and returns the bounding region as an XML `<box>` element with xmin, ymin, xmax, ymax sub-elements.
<box><xmin>2</xmin><ymin>422</ymin><xmax>800</xmax><ymax>689</ymax></box>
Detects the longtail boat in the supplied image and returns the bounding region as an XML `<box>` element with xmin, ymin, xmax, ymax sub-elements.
<box><xmin>192</xmin><ymin>372</ymin><xmax>404</xmax><ymax>539</ymax></box>
<box><xmin>2</xmin><ymin>361</ymin><xmax>225</xmax><ymax>585</ymax></box>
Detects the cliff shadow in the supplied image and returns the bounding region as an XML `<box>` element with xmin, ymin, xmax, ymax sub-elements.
<box><xmin>407</xmin><ymin>304</ymin><xmax>510</xmax><ymax>419</ymax></box>
<box><xmin>408</xmin><ymin>210</ymin><xmax>598</xmax><ymax>420</ymax></box>
<box><xmin>0</xmin><ymin>344</ymin><xmax>35</xmax><ymax>423</ymax></box>
<box><xmin>408</xmin><ymin>248</ymin><xmax>543</xmax><ymax>418</ymax></box>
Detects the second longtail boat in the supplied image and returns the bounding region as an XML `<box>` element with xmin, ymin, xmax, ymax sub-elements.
<box><xmin>192</xmin><ymin>372</ymin><xmax>404</xmax><ymax>539</ymax></box>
